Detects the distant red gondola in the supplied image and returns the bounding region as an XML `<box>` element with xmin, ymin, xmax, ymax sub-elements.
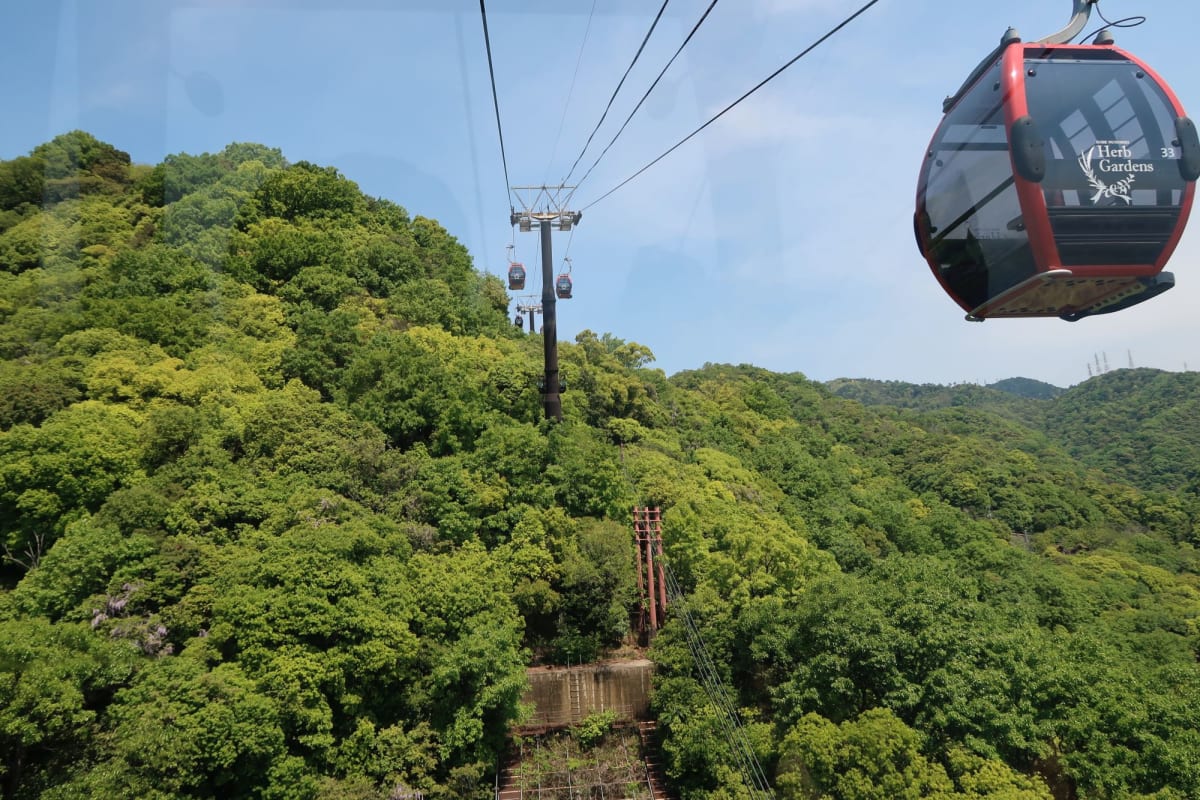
<box><xmin>555</xmin><ymin>273</ymin><xmax>572</xmax><ymax>299</ymax></box>
<box><xmin>915</xmin><ymin>15</ymin><xmax>1198</xmax><ymax>321</ymax></box>
<box><xmin>507</xmin><ymin>262</ymin><xmax>526</xmax><ymax>291</ymax></box>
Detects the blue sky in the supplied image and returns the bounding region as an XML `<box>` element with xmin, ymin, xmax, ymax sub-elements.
<box><xmin>3</xmin><ymin>0</ymin><xmax>1198</xmax><ymax>387</ymax></box>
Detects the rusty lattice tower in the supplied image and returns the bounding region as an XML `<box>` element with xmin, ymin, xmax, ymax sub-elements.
<box><xmin>633</xmin><ymin>507</ymin><xmax>668</xmax><ymax>635</ymax></box>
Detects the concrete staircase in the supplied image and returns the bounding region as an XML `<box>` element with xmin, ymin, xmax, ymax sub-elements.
<box><xmin>638</xmin><ymin>721</ymin><xmax>676</xmax><ymax>800</ymax></box>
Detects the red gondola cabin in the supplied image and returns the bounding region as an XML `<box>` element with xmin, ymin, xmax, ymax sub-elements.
<box><xmin>555</xmin><ymin>273</ymin><xmax>573</xmax><ymax>299</ymax></box>
<box><xmin>915</xmin><ymin>37</ymin><xmax>1199</xmax><ymax>320</ymax></box>
<box><xmin>507</xmin><ymin>263</ymin><xmax>526</xmax><ymax>291</ymax></box>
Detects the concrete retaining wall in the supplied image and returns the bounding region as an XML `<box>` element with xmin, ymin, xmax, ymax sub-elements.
<box><xmin>520</xmin><ymin>659</ymin><xmax>655</xmax><ymax>729</ymax></box>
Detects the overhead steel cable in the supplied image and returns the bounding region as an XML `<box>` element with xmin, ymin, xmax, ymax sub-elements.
<box><xmin>544</xmin><ymin>0</ymin><xmax>599</xmax><ymax>183</ymax></box>
<box><xmin>569</xmin><ymin>0</ymin><xmax>721</xmax><ymax>200</ymax></box>
<box><xmin>561</xmin><ymin>0</ymin><xmax>672</xmax><ymax>185</ymax></box>
<box><xmin>661</xmin><ymin>563</ymin><xmax>775</xmax><ymax>797</ymax></box>
<box><xmin>582</xmin><ymin>0</ymin><xmax>884</xmax><ymax>211</ymax></box>
<box><xmin>616</xmin><ymin>450</ymin><xmax>771</xmax><ymax>794</ymax></box>
<box><xmin>479</xmin><ymin>0</ymin><xmax>514</xmax><ymax>209</ymax></box>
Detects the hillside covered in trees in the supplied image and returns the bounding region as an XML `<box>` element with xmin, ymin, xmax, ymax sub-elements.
<box><xmin>828</xmin><ymin>371</ymin><xmax>1200</xmax><ymax>493</ymax></box>
<box><xmin>1</xmin><ymin>132</ymin><xmax>1198</xmax><ymax>800</ymax></box>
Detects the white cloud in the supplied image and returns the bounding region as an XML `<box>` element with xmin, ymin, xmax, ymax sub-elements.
<box><xmin>702</xmin><ymin>98</ymin><xmax>868</xmax><ymax>152</ymax></box>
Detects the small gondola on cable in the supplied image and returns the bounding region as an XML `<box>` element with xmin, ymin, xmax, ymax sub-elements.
<box><xmin>914</xmin><ymin>0</ymin><xmax>1199</xmax><ymax>321</ymax></box>
<box><xmin>555</xmin><ymin>257</ymin><xmax>573</xmax><ymax>299</ymax></box>
<box><xmin>508</xmin><ymin>263</ymin><xmax>526</xmax><ymax>291</ymax></box>
<box><xmin>506</xmin><ymin>245</ymin><xmax>526</xmax><ymax>291</ymax></box>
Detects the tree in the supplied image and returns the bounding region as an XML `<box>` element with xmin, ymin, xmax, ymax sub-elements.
<box><xmin>100</xmin><ymin>658</ymin><xmax>285</xmax><ymax>798</ymax></box>
<box><xmin>255</xmin><ymin>162</ymin><xmax>365</xmax><ymax>223</ymax></box>
<box><xmin>0</xmin><ymin>619</ymin><xmax>137</xmax><ymax>798</ymax></box>
<box><xmin>552</xmin><ymin>519</ymin><xmax>636</xmax><ymax>662</ymax></box>
<box><xmin>778</xmin><ymin>709</ymin><xmax>955</xmax><ymax>799</ymax></box>
<box><xmin>0</xmin><ymin>401</ymin><xmax>145</xmax><ymax>571</ymax></box>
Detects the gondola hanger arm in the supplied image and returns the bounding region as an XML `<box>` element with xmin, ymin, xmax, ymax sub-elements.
<box><xmin>1036</xmin><ymin>0</ymin><xmax>1098</xmax><ymax>45</ymax></box>
<box><xmin>942</xmin><ymin>0</ymin><xmax>1099</xmax><ymax>113</ymax></box>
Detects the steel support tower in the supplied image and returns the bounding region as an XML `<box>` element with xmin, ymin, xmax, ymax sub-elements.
<box><xmin>511</xmin><ymin>185</ymin><xmax>581</xmax><ymax>422</ymax></box>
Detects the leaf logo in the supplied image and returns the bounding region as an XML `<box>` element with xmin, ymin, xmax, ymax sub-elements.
<box><xmin>1078</xmin><ymin>144</ymin><xmax>1135</xmax><ymax>205</ymax></box>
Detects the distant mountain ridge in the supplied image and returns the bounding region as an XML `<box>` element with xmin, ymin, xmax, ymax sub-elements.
<box><xmin>988</xmin><ymin>376</ymin><xmax>1065</xmax><ymax>399</ymax></box>
<box><xmin>1043</xmin><ymin>368</ymin><xmax>1200</xmax><ymax>492</ymax></box>
<box><xmin>827</xmin><ymin>369</ymin><xmax>1199</xmax><ymax>492</ymax></box>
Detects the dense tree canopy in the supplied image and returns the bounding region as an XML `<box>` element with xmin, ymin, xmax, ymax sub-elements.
<box><xmin>1</xmin><ymin>133</ymin><xmax>1198</xmax><ymax>799</ymax></box>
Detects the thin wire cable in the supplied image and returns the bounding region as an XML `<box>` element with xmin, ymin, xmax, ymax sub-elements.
<box><xmin>544</xmin><ymin>0</ymin><xmax>599</xmax><ymax>183</ymax></box>
<box><xmin>561</xmin><ymin>0</ymin><xmax>672</xmax><ymax>185</ymax></box>
<box><xmin>1077</xmin><ymin>7</ymin><xmax>1146</xmax><ymax>44</ymax></box>
<box><xmin>480</xmin><ymin>0</ymin><xmax>514</xmax><ymax>209</ymax></box>
<box><xmin>661</xmin><ymin>563</ymin><xmax>775</xmax><ymax>797</ymax></box>
<box><xmin>569</xmin><ymin>0</ymin><xmax>721</xmax><ymax>201</ymax></box>
<box><xmin>455</xmin><ymin>12</ymin><xmax>496</xmax><ymax>276</ymax></box>
<box><xmin>562</xmin><ymin>225</ymin><xmax>577</xmax><ymax>261</ymax></box>
<box><xmin>1094</xmin><ymin>1</ymin><xmax>1147</xmax><ymax>29</ymax></box>
<box><xmin>621</xmin><ymin>487</ymin><xmax>770</xmax><ymax>792</ymax></box>
<box><xmin>582</xmin><ymin>0</ymin><xmax>884</xmax><ymax>211</ymax></box>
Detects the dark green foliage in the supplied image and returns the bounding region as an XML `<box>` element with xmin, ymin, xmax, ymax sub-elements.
<box><xmin>340</xmin><ymin>327</ymin><xmax>537</xmax><ymax>454</ymax></box>
<box><xmin>826</xmin><ymin>376</ymin><xmax>1047</xmax><ymax>420</ymax></box>
<box><xmin>2</xmin><ymin>133</ymin><xmax>1200</xmax><ymax>798</ymax></box>
<box><xmin>829</xmin><ymin>369</ymin><xmax>1200</xmax><ymax>494</ymax></box>
<box><xmin>0</xmin><ymin>157</ymin><xmax>46</xmax><ymax>215</ymax></box>
<box><xmin>1043</xmin><ymin>368</ymin><xmax>1200</xmax><ymax>492</ymax></box>
<box><xmin>0</xmin><ymin>355</ymin><xmax>86</xmax><ymax>427</ymax></box>
<box><xmin>989</xmin><ymin>376</ymin><xmax>1065</xmax><ymax>400</ymax></box>
<box><xmin>0</xmin><ymin>131</ymin><xmax>134</xmax><ymax>210</ymax></box>
<box><xmin>552</xmin><ymin>520</ymin><xmax>636</xmax><ymax>662</ymax></box>
<box><xmin>32</xmin><ymin>131</ymin><xmax>131</xmax><ymax>185</ymax></box>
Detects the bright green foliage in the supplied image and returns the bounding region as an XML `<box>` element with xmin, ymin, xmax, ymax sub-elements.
<box><xmin>777</xmin><ymin>709</ymin><xmax>1053</xmax><ymax>799</ymax></box>
<box><xmin>573</xmin><ymin>709</ymin><xmax>619</xmax><ymax>749</ymax></box>
<box><xmin>778</xmin><ymin>709</ymin><xmax>955</xmax><ymax>799</ymax></box>
<box><xmin>100</xmin><ymin>658</ymin><xmax>285</xmax><ymax>798</ymax></box>
<box><xmin>2</xmin><ymin>134</ymin><xmax>1200</xmax><ymax>798</ymax></box>
<box><xmin>0</xmin><ymin>618</ymin><xmax>137</xmax><ymax>798</ymax></box>
<box><xmin>340</xmin><ymin>326</ymin><xmax>537</xmax><ymax>453</ymax></box>
<box><xmin>944</xmin><ymin>748</ymin><xmax>1056</xmax><ymax>799</ymax></box>
<box><xmin>564</xmin><ymin>330</ymin><xmax>664</xmax><ymax>428</ymax></box>
<box><xmin>0</xmin><ymin>401</ymin><xmax>145</xmax><ymax>565</ymax></box>
<box><xmin>6</xmin><ymin>515</ymin><xmax>158</xmax><ymax>620</ymax></box>
<box><xmin>255</xmin><ymin>162</ymin><xmax>366</xmax><ymax>223</ymax></box>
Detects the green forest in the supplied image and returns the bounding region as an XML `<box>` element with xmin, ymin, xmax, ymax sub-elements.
<box><xmin>1</xmin><ymin>132</ymin><xmax>1198</xmax><ymax>799</ymax></box>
